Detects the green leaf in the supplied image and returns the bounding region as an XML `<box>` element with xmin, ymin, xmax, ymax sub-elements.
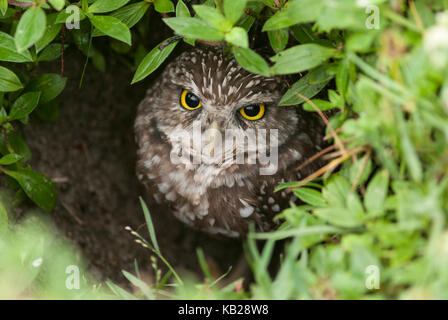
<box><xmin>346</xmin><ymin>191</ymin><xmax>364</xmax><ymax>217</ymax></box>
<box><xmin>274</xmin><ymin>180</ymin><xmax>301</xmax><ymax>192</ymax></box>
<box><xmin>293</xmin><ymin>187</ymin><xmax>326</xmax><ymax>207</ymax></box>
<box><xmin>348</xmin><ymin>244</ymin><xmax>380</xmax><ymax>276</ymax></box>
<box><xmin>105</xmin><ymin>280</ymin><xmax>138</xmax><ymax>300</ymax></box>
<box><xmin>88</xmin><ymin>14</ymin><xmax>132</xmax><ymax>45</ymax></box>
<box><xmin>193</xmin><ymin>4</ymin><xmax>232</xmax><ymax>32</ymax></box>
<box><xmin>37</xmin><ymin>43</ymin><xmax>65</xmax><ymax>62</ymax></box>
<box><xmin>346</xmin><ymin>32</ymin><xmax>377</xmax><ymax>53</ymax></box>
<box><xmin>0</xmin><ymin>199</ymin><xmax>7</xmax><ymax>233</ymax></box>
<box><xmin>0</xmin><ymin>132</ymin><xmax>31</xmax><ymax>161</ymax></box>
<box><xmin>110</xmin><ymin>2</ymin><xmax>149</xmax><ymax>28</ymax></box>
<box><xmin>238</xmin><ymin>0</ymin><xmax>264</xmax><ymax>31</ymax></box>
<box><xmin>313</xmin><ymin>207</ymin><xmax>364</xmax><ymax>228</ymax></box>
<box><xmin>139</xmin><ymin>196</ymin><xmax>160</xmax><ymax>254</ymax></box>
<box><xmin>174</xmin><ymin>0</ymin><xmax>194</xmax><ymax>44</ymax></box>
<box><xmin>223</xmin><ymin>0</ymin><xmax>246</xmax><ymax>24</ymax></box>
<box><xmin>268</xmin><ymin>28</ymin><xmax>288</xmax><ymax>53</ymax></box>
<box><xmin>336</xmin><ymin>59</ymin><xmax>349</xmax><ymax>97</ymax></box>
<box><xmin>55</xmin><ymin>7</ymin><xmax>86</xmax><ymax>24</ymax></box>
<box><xmin>25</xmin><ymin>74</ymin><xmax>67</xmax><ymax>104</ymax></box>
<box><xmin>92</xmin><ymin>2</ymin><xmax>150</xmax><ymax>37</ymax></box>
<box><xmin>309</xmin><ymin>64</ymin><xmax>334</xmax><ymax>84</ymax></box>
<box><xmin>0</xmin><ymin>31</ymin><xmax>33</xmax><ymax>63</ymax></box>
<box><xmin>163</xmin><ymin>17</ymin><xmax>224</xmax><ymax>41</ymax></box>
<box><xmin>3</xmin><ymin>167</ymin><xmax>58</xmax><ymax>211</ymax></box>
<box><xmin>35</xmin><ymin>14</ymin><xmax>62</xmax><ymax>53</ymax></box>
<box><xmin>394</xmin><ymin>107</ymin><xmax>422</xmax><ymax>182</ymax></box>
<box><xmin>0</xmin><ymin>107</ymin><xmax>7</xmax><ymax>123</ymax></box>
<box><xmin>232</xmin><ymin>47</ymin><xmax>270</xmax><ymax>77</ymax></box>
<box><xmin>9</xmin><ymin>92</ymin><xmax>41</xmax><ymax>121</ymax></box>
<box><xmin>323</xmin><ymin>175</ymin><xmax>351</xmax><ymax>208</ymax></box>
<box><xmin>176</xmin><ymin>0</ymin><xmax>190</xmax><ymax>17</ymax></box>
<box><xmin>0</xmin><ymin>0</ymin><xmax>7</xmax><ymax>16</ymax></box>
<box><xmin>154</xmin><ymin>0</ymin><xmax>174</xmax><ymax>13</ymax></box>
<box><xmin>132</xmin><ymin>38</ymin><xmax>179</xmax><ymax>84</ymax></box>
<box><xmin>290</xmin><ymin>24</ymin><xmax>331</xmax><ymax>46</ymax></box>
<box><xmin>14</xmin><ymin>6</ymin><xmax>46</xmax><ymax>52</ymax></box>
<box><xmin>279</xmin><ymin>71</ymin><xmax>332</xmax><ymax>106</ymax></box>
<box><xmin>270</xmin><ymin>44</ymin><xmax>335</xmax><ymax>75</ymax></box>
<box><xmin>0</xmin><ymin>66</ymin><xmax>23</xmax><ymax>92</ymax></box>
<box><xmin>302</xmin><ymin>99</ymin><xmax>335</xmax><ymax>111</ymax></box>
<box><xmin>72</xmin><ymin>27</ymin><xmax>94</xmax><ymax>56</ymax></box>
<box><xmin>262</xmin><ymin>0</ymin><xmax>323</xmax><ymax>31</ymax></box>
<box><xmin>349</xmin><ymin>157</ymin><xmax>372</xmax><ymax>186</ymax></box>
<box><xmin>122</xmin><ymin>270</ymin><xmax>154</xmax><ymax>299</ymax></box>
<box><xmin>0</xmin><ymin>153</ymin><xmax>23</xmax><ymax>165</ymax></box>
<box><xmin>88</xmin><ymin>0</ymin><xmax>131</xmax><ymax>13</ymax></box>
<box><xmin>48</xmin><ymin>0</ymin><xmax>65</xmax><ymax>11</ymax></box>
<box><xmin>328</xmin><ymin>89</ymin><xmax>344</xmax><ymax>108</ymax></box>
<box><xmin>315</xmin><ymin>0</ymin><xmax>365</xmax><ymax>32</ymax></box>
<box><xmin>365</xmin><ymin>170</ymin><xmax>389</xmax><ymax>217</ymax></box>
<box><xmin>225</xmin><ymin>27</ymin><xmax>248</xmax><ymax>48</ymax></box>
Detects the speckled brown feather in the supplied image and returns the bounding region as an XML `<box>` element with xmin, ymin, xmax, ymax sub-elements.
<box><xmin>135</xmin><ymin>46</ymin><xmax>325</xmax><ymax>238</ymax></box>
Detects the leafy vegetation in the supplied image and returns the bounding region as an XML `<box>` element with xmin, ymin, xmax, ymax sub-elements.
<box><xmin>1</xmin><ymin>0</ymin><xmax>448</xmax><ymax>299</ymax></box>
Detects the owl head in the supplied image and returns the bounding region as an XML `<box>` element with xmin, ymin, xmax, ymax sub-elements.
<box><xmin>146</xmin><ymin>46</ymin><xmax>303</xmax><ymax>173</ymax></box>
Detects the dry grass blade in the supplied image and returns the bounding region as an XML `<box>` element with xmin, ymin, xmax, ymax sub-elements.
<box><xmin>351</xmin><ymin>147</ymin><xmax>372</xmax><ymax>190</ymax></box>
<box><xmin>288</xmin><ymin>147</ymin><xmax>367</xmax><ymax>191</ymax></box>
<box><xmin>295</xmin><ymin>143</ymin><xmax>338</xmax><ymax>172</ymax></box>
<box><xmin>288</xmin><ymin>154</ymin><xmax>352</xmax><ymax>191</ymax></box>
<box><xmin>7</xmin><ymin>0</ymin><xmax>34</xmax><ymax>7</ymax></box>
<box><xmin>295</xmin><ymin>137</ymin><xmax>357</xmax><ymax>173</ymax></box>
<box><xmin>409</xmin><ymin>0</ymin><xmax>425</xmax><ymax>33</ymax></box>
<box><xmin>324</xmin><ymin>127</ymin><xmax>343</xmax><ymax>141</ymax></box>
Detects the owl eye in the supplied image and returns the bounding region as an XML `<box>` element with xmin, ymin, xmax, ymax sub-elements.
<box><xmin>180</xmin><ymin>89</ymin><xmax>202</xmax><ymax>110</ymax></box>
<box><xmin>239</xmin><ymin>104</ymin><xmax>265</xmax><ymax>121</ymax></box>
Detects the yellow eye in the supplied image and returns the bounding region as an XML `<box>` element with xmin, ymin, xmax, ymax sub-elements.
<box><xmin>180</xmin><ymin>89</ymin><xmax>202</xmax><ymax>110</ymax></box>
<box><xmin>239</xmin><ymin>104</ymin><xmax>265</xmax><ymax>121</ymax></box>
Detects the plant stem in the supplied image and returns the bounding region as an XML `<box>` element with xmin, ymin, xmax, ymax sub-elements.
<box><xmin>7</xmin><ymin>0</ymin><xmax>34</xmax><ymax>8</ymax></box>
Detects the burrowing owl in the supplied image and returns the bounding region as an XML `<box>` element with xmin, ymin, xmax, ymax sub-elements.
<box><xmin>135</xmin><ymin>46</ymin><xmax>325</xmax><ymax>238</ymax></box>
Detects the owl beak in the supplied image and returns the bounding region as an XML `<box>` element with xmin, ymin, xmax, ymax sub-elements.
<box><xmin>207</xmin><ymin>121</ymin><xmax>221</xmax><ymax>157</ymax></box>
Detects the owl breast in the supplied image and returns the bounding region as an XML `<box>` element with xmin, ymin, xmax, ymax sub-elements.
<box><xmin>134</xmin><ymin>47</ymin><xmax>325</xmax><ymax>238</ymax></box>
